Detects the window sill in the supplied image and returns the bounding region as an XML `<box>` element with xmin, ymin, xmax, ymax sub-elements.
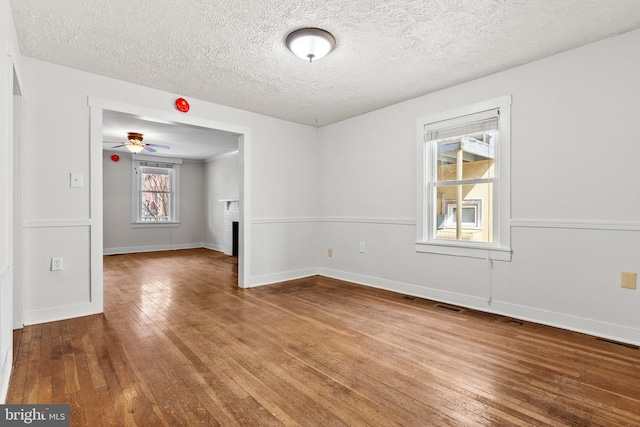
<box><xmin>415</xmin><ymin>241</ymin><xmax>511</xmax><ymax>261</ymax></box>
<box><xmin>132</xmin><ymin>222</ymin><xmax>180</xmax><ymax>229</ymax></box>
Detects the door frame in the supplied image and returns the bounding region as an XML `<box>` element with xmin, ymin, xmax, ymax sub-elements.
<box><xmin>88</xmin><ymin>98</ymin><xmax>252</xmax><ymax>314</ymax></box>
<box><xmin>11</xmin><ymin>59</ymin><xmax>23</xmax><ymax>329</ymax></box>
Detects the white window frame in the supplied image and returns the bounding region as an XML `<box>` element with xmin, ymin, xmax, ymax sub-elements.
<box><xmin>131</xmin><ymin>155</ymin><xmax>182</xmax><ymax>228</ymax></box>
<box><xmin>416</xmin><ymin>96</ymin><xmax>512</xmax><ymax>261</ymax></box>
<box><xmin>442</xmin><ymin>199</ymin><xmax>482</xmax><ymax>229</ymax></box>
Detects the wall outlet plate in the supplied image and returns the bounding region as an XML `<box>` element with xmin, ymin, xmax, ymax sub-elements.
<box><xmin>621</xmin><ymin>272</ymin><xmax>636</xmax><ymax>289</ymax></box>
<box><xmin>51</xmin><ymin>257</ymin><xmax>63</xmax><ymax>271</ymax></box>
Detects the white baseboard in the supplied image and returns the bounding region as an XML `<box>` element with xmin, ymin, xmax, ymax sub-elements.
<box><xmin>103</xmin><ymin>243</ymin><xmax>211</xmax><ymax>255</ymax></box>
<box><xmin>319</xmin><ymin>267</ymin><xmax>640</xmax><ymax>346</ymax></box>
<box><xmin>248</xmin><ymin>268</ymin><xmax>320</xmax><ymax>288</ymax></box>
<box><xmin>23</xmin><ymin>302</ymin><xmax>99</xmax><ymax>327</ymax></box>
<box><xmin>203</xmin><ymin>243</ymin><xmax>224</xmax><ymax>253</ymax></box>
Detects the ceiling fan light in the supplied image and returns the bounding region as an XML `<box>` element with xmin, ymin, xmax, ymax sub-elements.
<box><xmin>126</xmin><ymin>144</ymin><xmax>145</xmax><ymax>154</ymax></box>
<box><xmin>286</xmin><ymin>28</ymin><xmax>335</xmax><ymax>62</ymax></box>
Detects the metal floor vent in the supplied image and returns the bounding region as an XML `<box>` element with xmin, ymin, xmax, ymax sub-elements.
<box><xmin>403</xmin><ymin>295</ymin><xmax>416</xmax><ymax>301</ymax></box>
<box><xmin>506</xmin><ymin>319</ymin><xmax>524</xmax><ymax>326</ymax></box>
<box><xmin>596</xmin><ymin>337</ymin><xmax>639</xmax><ymax>350</ymax></box>
<box><xmin>434</xmin><ymin>303</ymin><xmax>462</xmax><ymax>313</ymax></box>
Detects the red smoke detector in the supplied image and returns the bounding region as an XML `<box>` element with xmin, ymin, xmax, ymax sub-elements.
<box><xmin>175</xmin><ymin>97</ymin><xmax>190</xmax><ymax>113</ymax></box>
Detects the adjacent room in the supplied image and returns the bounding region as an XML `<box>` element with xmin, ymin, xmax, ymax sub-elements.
<box><xmin>101</xmin><ymin>109</ymin><xmax>240</xmax><ymax>257</ymax></box>
<box><xmin>0</xmin><ymin>1</ymin><xmax>639</xmax><ymax>425</ymax></box>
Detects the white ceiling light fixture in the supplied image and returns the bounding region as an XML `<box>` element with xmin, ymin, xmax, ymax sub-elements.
<box><xmin>286</xmin><ymin>28</ymin><xmax>336</xmax><ymax>62</ymax></box>
<box><xmin>126</xmin><ymin>144</ymin><xmax>145</xmax><ymax>154</ymax></box>
<box><xmin>126</xmin><ymin>132</ymin><xmax>146</xmax><ymax>153</ymax></box>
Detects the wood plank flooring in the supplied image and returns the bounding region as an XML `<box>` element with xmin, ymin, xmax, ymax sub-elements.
<box><xmin>7</xmin><ymin>248</ymin><xmax>640</xmax><ymax>426</ymax></box>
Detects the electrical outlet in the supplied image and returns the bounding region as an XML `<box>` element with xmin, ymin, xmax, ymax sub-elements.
<box><xmin>51</xmin><ymin>257</ymin><xmax>63</xmax><ymax>271</ymax></box>
<box><xmin>328</xmin><ymin>248</ymin><xmax>333</xmax><ymax>257</ymax></box>
<box><xmin>621</xmin><ymin>272</ymin><xmax>636</xmax><ymax>289</ymax></box>
<box><xmin>359</xmin><ymin>242</ymin><xmax>365</xmax><ymax>253</ymax></box>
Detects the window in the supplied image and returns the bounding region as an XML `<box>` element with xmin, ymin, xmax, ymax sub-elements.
<box><xmin>442</xmin><ymin>199</ymin><xmax>481</xmax><ymax>229</ymax></box>
<box><xmin>132</xmin><ymin>158</ymin><xmax>181</xmax><ymax>226</ymax></box>
<box><xmin>416</xmin><ymin>96</ymin><xmax>511</xmax><ymax>260</ymax></box>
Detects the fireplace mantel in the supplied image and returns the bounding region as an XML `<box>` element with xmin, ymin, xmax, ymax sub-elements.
<box><xmin>219</xmin><ymin>199</ymin><xmax>239</xmax><ymax>210</ymax></box>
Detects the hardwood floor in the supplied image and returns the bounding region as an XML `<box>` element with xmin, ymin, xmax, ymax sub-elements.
<box><xmin>7</xmin><ymin>248</ymin><xmax>640</xmax><ymax>426</ymax></box>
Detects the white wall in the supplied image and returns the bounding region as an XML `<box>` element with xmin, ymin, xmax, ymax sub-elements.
<box><xmin>103</xmin><ymin>153</ymin><xmax>207</xmax><ymax>253</ymax></box>
<box><xmin>317</xmin><ymin>29</ymin><xmax>640</xmax><ymax>345</ymax></box>
<box><xmin>19</xmin><ymin>56</ymin><xmax>319</xmax><ymax>324</ymax></box>
<box><xmin>0</xmin><ymin>0</ymin><xmax>23</xmax><ymax>403</ymax></box>
<box><xmin>204</xmin><ymin>153</ymin><xmax>239</xmax><ymax>252</ymax></box>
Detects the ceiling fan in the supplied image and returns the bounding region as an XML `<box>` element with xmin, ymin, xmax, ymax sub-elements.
<box><xmin>105</xmin><ymin>132</ymin><xmax>170</xmax><ymax>154</ymax></box>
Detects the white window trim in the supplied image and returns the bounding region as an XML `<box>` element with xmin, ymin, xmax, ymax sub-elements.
<box><xmin>416</xmin><ymin>95</ymin><xmax>512</xmax><ymax>261</ymax></box>
<box><xmin>132</xmin><ymin>157</ymin><xmax>181</xmax><ymax>227</ymax></box>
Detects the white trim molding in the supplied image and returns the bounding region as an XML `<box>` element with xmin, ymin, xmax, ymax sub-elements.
<box><xmin>130</xmin><ymin>222</ymin><xmax>180</xmax><ymax>229</ymax></box>
<box><xmin>203</xmin><ymin>243</ymin><xmax>224</xmax><ymax>253</ymax></box>
<box><xmin>248</xmin><ymin>268</ymin><xmax>320</xmax><ymax>288</ymax></box>
<box><xmin>251</xmin><ymin>217</ymin><xmax>416</xmax><ymax>226</ymax></box>
<box><xmin>415</xmin><ymin>241</ymin><xmax>512</xmax><ymax>261</ymax></box>
<box><xmin>103</xmin><ymin>243</ymin><xmax>213</xmax><ymax>256</ymax></box>
<box><xmin>24</xmin><ymin>302</ymin><xmax>98</xmax><ymax>327</ymax></box>
<box><xmin>511</xmin><ymin>219</ymin><xmax>640</xmax><ymax>232</ymax></box>
<box><xmin>319</xmin><ymin>217</ymin><xmax>416</xmax><ymax>226</ymax></box>
<box><xmin>23</xmin><ymin>219</ymin><xmax>91</xmax><ymax>228</ymax></box>
<box><xmin>252</xmin><ymin>217</ymin><xmax>318</xmax><ymax>224</ymax></box>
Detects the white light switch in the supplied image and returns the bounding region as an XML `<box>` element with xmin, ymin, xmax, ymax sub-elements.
<box><xmin>70</xmin><ymin>173</ymin><xmax>83</xmax><ymax>188</ymax></box>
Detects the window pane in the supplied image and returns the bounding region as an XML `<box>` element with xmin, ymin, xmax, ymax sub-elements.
<box><xmin>458</xmin><ymin>207</ymin><xmax>476</xmax><ymax>223</ymax></box>
<box><xmin>436</xmin><ymin>132</ymin><xmax>496</xmax><ymax>181</ymax></box>
<box><xmin>140</xmin><ymin>192</ymin><xmax>171</xmax><ymax>221</ymax></box>
<box><xmin>142</xmin><ymin>172</ymin><xmax>170</xmax><ymax>192</ymax></box>
<box><xmin>435</xmin><ymin>183</ymin><xmax>492</xmax><ymax>243</ymax></box>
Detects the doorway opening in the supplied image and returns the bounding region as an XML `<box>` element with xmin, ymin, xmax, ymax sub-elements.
<box><xmin>89</xmin><ymin>98</ymin><xmax>252</xmax><ymax>315</ymax></box>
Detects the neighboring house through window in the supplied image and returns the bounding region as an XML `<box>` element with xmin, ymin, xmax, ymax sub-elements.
<box><xmin>416</xmin><ymin>96</ymin><xmax>511</xmax><ymax>260</ymax></box>
<box><xmin>132</xmin><ymin>158</ymin><xmax>181</xmax><ymax>226</ymax></box>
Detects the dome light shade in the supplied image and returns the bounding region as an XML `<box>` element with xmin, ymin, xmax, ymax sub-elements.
<box><xmin>286</xmin><ymin>28</ymin><xmax>336</xmax><ymax>62</ymax></box>
<box><xmin>126</xmin><ymin>143</ymin><xmax>145</xmax><ymax>154</ymax></box>
<box><xmin>126</xmin><ymin>132</ymin><xmax>145</xmax><ymax>153</ymax></box>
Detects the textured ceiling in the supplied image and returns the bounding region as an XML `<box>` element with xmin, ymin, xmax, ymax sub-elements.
<box><xmin>11</xmin><ymin>0</ymin><xmax>640</xmax><ymax>127</ymax></box>
<box><xmin>102</xmin><ymin>110</ymin><xmax>238</xmax><ymax>160</ymax></box>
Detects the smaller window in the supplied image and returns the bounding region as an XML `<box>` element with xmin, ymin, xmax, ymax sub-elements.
<box><xmin>132</xmin><ymin>159</ymin><xmax>180</xmax><ymax>225</ymax></box>
<box><xmin>441</xmin><ymin>199</ymin><xmax>482</xmax><ymax>229</ymax></box>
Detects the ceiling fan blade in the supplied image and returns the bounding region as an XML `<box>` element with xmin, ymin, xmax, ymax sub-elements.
<box><xmin>146</xmin><ymin>144</ymin><xmax>170</xmax><ymax>149</ymax></box>
<box><xmin>144</xmin><ymin>146</ymin><xmax>157</xmax><ymax>153</ymax></box>
<box><xmin>109</xmin><ymin>144</ymin><xmax>127</xmax><ymax>148</ymax></box>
